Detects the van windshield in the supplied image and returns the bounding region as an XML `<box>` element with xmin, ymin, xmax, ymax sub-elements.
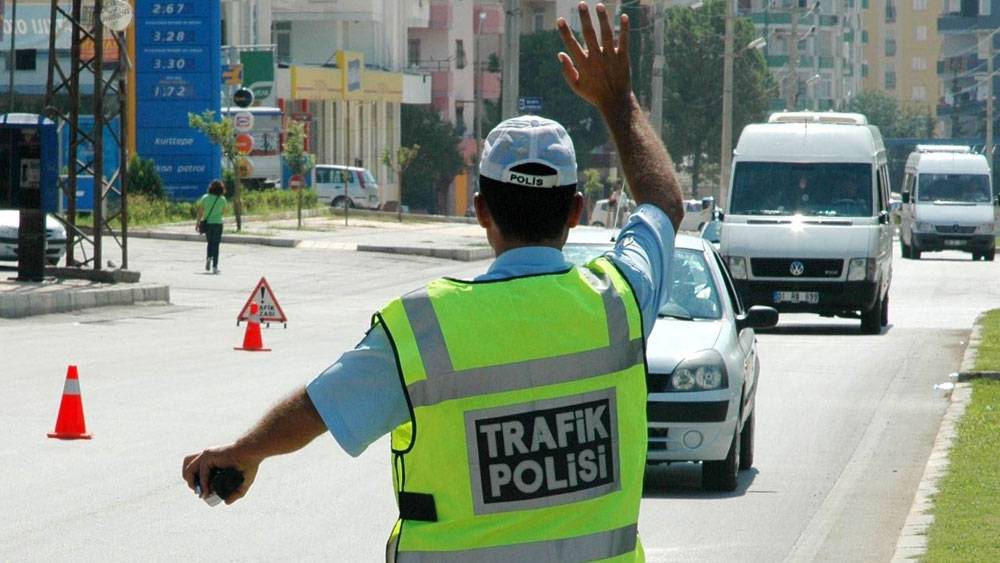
<box><xmin>730</xmin><ymin>162</ymin><xmax>874</xmax><ymax>217</ymax></box>
<box><xmin>364</xmin><ymin>170</ymin><xmax>377</xmax><ymax>185</ymax></box>
<box><xmin>917</xmin><ymin>174</ymin><xmax>991</xmax><ymax>203</ymax></box>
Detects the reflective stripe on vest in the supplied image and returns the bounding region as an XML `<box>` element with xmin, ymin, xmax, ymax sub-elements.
<box><xmin>399</xmin><ymin>266</ymin><xmax>640</xmax><ymax>408</ymax></box>
<box><xmin>396</xmin><ymin>523</ymin><xmax>637</xmax><ymax>563</ymax></box>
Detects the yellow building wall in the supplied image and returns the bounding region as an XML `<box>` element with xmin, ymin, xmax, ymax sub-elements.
<box><xmin>862</xmin><ymin>0</ymin><xmax>941</xmax><ymax>116</ymax></box>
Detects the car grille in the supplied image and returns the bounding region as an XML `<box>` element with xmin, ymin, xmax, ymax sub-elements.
<box><xmin>751</xmin><ymin>258</ymin><xmax>843</xmax><ymax>278</ymax></box>
<box><xmin>934</xmin><ymin>225</ymin><xmax>976</xmax><ymax>234</ymax></box>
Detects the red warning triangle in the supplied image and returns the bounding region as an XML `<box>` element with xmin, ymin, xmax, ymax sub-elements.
<box><xmin>238</xmin><ymin>277</ymin><xmax>288</xmax><ymax>326</ymax></box>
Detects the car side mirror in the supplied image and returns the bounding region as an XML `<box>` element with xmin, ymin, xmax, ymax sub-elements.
<box><xmin>737</xmin><ymin>306</ymin><xmax>778</xmax><ymax>332</ymax></box>
<box><xmin>901</xmin><ymin>192</ymin><xmax>911</xmax><ymax>204</ymax></box>
<box><xmin>878</xmin><ymin>211</ymin><xmax>890</xmax><ymax>224</ymax></box>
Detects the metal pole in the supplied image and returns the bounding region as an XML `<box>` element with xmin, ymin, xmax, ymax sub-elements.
<box><xmin>987</xmin><ymin>30</ymin><xmax>994</xmax><ymax>169</ymax></box>
<box><xmin>720</xmin><ymin>0</ymin><xmax>734</xmax><ymax>208</ymax></box>
<box><xmin>812</xmin><ymin>6</ymin><xmax>819</xmax><ymax>110</ymax></box>
<box><xmin>787</xmin><ymin>6</ymin><xmax>798</xmax><ymax>110</ymax></box>
<box><xmin>651</xmin><ymin>1</ymin><xmax>664</xmax><ymax>138</ymax></box>
<box><xmin>501</xmin><ymin>0</ymin><xmax>519</xmax><ymax>119</ymax></box>
<box><xmin>92</xmin><ymin>0</ymin><xmax>105</xmax><ymax>271</ymax></box>
<box><xmin>7</xmin><ymin>0</ymin><xmax>17</xmax><ymax>112</ymax></box>
<box><xmin>474</xmin><ymin>15</ymin><xmax>483</xmax><ymax>192</ymax></box>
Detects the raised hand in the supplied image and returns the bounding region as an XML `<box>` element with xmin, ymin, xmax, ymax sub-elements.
<box><xmin>556</xmin><ymin>2</ymin><xmax>632</xmax><ymax>115</ymax></box>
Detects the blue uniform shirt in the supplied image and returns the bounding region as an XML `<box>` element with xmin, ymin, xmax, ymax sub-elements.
<box><xmin>307</xmin><ymin>204</ymin><xmax>675</xmax><ymax>457</ymax></box>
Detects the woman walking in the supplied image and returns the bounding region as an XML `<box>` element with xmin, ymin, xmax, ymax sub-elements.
<box><xmin>196</xmin><ymin>180</ymin><xmax>227</xmax><ymax>274</ymax></box>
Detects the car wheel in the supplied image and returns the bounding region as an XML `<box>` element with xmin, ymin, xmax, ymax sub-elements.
<box><xmin>331</xmin><ymin>196</ymin><xmax>353</xmax><ymax>209</ymax></box>
<box><xmin>900</xmin><ymin>239</ymin><xmax>911</xmax><ymax>259</ymax></box>
<box><xmin>861</xmin><ymin>291</ymin><xmax>883</xmax><ymax>334</ymax></box>
<box><xmin>972</xmin><ymin>253</ymin><xmax>982</xmax><ymax>261</ymax></box>
<box><xmin>591</xmin><ymin>221</ymin><xmax>604</xmax><ymax>228</ymax></box>
<box><xmin>911</xmin><ymin>246</ymin><xmax>921</xmax><ymax>260</ymax></box>
<box><xmin>987</xmin><ymin>247</ymin><xmax>997</xmax><ymax>262</ymax></box>
<box><xmin>880</xmin><ymin>294</ymin><xmax>889</xmax><ymax>327</ymax></box>
<box><xmin>738</xmin><ymin>409</ymin><xmax>754</xmax><ymax>471</ymax></box>
<box><xmin>703</xmin><ymin>424</ymin><xmax>740</xmax><ymax>492</ymax></box>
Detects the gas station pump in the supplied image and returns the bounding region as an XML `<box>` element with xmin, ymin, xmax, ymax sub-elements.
<box><xmin>0</xmin><ymin>114</ymin><xmax>59</xmax><ymax>282</ymax></box>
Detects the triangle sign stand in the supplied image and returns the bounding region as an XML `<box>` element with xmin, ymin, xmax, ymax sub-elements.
<box><xmin>238</xmin><ymin>277</ymin><xmax>289</xmax><ymax>328</ymax></box>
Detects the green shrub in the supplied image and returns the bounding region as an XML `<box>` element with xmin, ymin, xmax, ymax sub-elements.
<box><xmin>127</xmin><ymin>155</ymin><xmax>166</xmax><ymax>199</ymax></box>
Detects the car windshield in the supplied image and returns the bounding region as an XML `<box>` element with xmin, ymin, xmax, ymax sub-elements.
<box><xmin>701</xmin><ymin>221</ymin><xmax>721</xmax><ymax>243</ymax></box>
<box><xmin>917</xmin><ymin>173</ymin><xmax>991</xmax><ymax>203</ymax></box>
<box><xmin>364</xmin><ymin>170</ymin><xmax>377</xmax><ymax>185</ymax></box>
<box><xmin>561</xmin><ymin>245</ymin><xmax>722</xmax><ymax>320</ymax></box>
<box><xmin>730</xmin><ymin>162</ymin><xmax>874</xmax><ymax>217</ymax></box>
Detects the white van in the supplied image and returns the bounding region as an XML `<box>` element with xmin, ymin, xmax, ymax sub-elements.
<box><xmin>899</xmin><ymin>145</ymin><xmax>997</xmax><ymax>261</ymax></box>
<box><xmin>721</xmin><ymin>112</ymin><xmax>893</xmax><ymax>334</ymax></box>
<box><xmin>312</xmin><ymin>165</ymin><xmax>380</xmax><ymax>209</ymax></box>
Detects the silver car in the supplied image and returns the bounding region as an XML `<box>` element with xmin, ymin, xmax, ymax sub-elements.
<box><xmin>564</xmin><ymin>229</ymin><xmax>778</xmax><ymax>491</ymax></box>
<box><xmin>0</xmin><ymin>210</ymin><xmax>68</xmax><ymax>266</ymax></box>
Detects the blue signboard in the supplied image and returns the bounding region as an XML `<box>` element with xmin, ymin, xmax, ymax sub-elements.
<box><xmin>60</xmin><ymin>116</ymin><xmax>120</xmax><ymax>184</ymax></box>
<box><xmin>135</xmin><ymin>0</ymin><xmax>222</xmax><ymax>200</ymax></box>
<box><xmin>518</xmin><ymin>96</ymin><xmax>543</xmax><ymax>113</ymax></box>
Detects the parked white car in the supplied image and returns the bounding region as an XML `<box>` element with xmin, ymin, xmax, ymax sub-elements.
<box><xmin>564</xmin><ymin>229</ymin><xmax>778</xmax><ymax>490</ymax></box>
<box><xmin>312</xmin><ymin>165</ymin><xmax>381</xmax><ymax>209</ymax></box>
<box><xmin>0</xmin><ymin>210</ymin><xmax>68</xmax><ymax>265</ymax></box>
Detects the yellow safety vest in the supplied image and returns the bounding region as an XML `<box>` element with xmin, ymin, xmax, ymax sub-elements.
<box><xmin>378</xmin><ymin>257</ymin><xmax>648</xmax><ymax>562</ymax></box>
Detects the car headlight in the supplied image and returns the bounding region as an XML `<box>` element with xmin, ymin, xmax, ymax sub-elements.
<box><xmin>847</xmin><ymin>258</ymin><xmax>875</xmax><ymax>281</ymax></box>
<box><xmin>727</xmin><ymin>256</ymin><xmax>747</xmax><ymax>280</ymax></box>
<box><xmin>915</xmin><ymin>221</ymin><xmax>936</xmax><ymax>233</ymax></box>
<box><xmin>669</xmin><ymin>350</ymin><xmax>729</xmax><ymax>392</ymax></box>
<box><xmin>975</xmin><ymin>223</ymin><xmax>996</xmax><ymax>234</ymax></box>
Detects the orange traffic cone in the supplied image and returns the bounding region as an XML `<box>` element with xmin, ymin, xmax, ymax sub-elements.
<box><xmin>235</xmin><ymin>303</ymin><xmax>271</xmax><ymax>352</ymax></box>
<box><xmin>48</xmin><ymin>365</ymin><xmax>92</xmax><ymax>440</ymax></box>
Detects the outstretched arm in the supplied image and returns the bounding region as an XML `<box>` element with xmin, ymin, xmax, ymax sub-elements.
<box><xmin>557</xmin><ymin>2</ymin><xmax>684</xmax><ymax>233</ymax></box>
<box><xmin>182</xmin><ymin>387</ymin><xmax>326</xmax><ymax>504</ymax></box>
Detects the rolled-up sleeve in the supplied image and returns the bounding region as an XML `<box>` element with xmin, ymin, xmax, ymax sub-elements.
<box><xmin>306</xmin><ymin>323</ymin><xmax>410</xmax><ymax>457</ymax></box>
<box><xmin>605</xmin><ymin>204</ymin><xmax>676</xmax><ymax>338</ymax></box>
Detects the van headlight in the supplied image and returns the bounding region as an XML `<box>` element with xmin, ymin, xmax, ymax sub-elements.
<box><xmin>669</xmin><ymin>350</ymin><xmax>729</xmax><ymax>392</ymax></box>
<box><xmin>975</xmin><ymin>223</ymin><xmax>996</xmax><ymax>234</ymax></box>
<box><xmin>915</xmin><ymin>222</ymin><xmax>936</xmax><ymax>233</ymax></box>
<box><xmin>847</xmin><ymin>258</ymin><xmax>875</xmax><ymax>281</ymax></box>
<box><xmin>727</xmin><ymin>256</ymin><xmax>747</xmax><ymax>279</ymax></box>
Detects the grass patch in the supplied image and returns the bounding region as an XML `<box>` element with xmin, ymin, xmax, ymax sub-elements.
<box><xmin>924</xmin><ymin>309</ymin><xmax>1000</xmax><ymax>562</ymax></box>
<box><xmin>975</xmin><ymin>310</ymin><xmax>1000</xmax><ymax>371</ymax></box>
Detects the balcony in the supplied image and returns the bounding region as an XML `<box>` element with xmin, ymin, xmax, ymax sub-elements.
<box><xmin>479</xmin><ymin>71</ymin><xmax>501</xmax><ymax>101</ymax></box>
<box><xmin>429</xmin><ymin>2</ymin><xmax>452</xmax><ymax>31</ymax></box>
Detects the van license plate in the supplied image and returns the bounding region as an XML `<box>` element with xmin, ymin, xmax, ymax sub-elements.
<box><xmin>773</xmin><ymin>291</ymin><xmax>819</xmax><ymax>304</ymax></box>
<box><xmin>944</xmin><ymin>239</ymin><xmax>964</xmax><ymax>247</ymax></box>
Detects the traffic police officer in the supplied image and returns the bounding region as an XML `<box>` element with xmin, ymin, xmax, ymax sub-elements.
<box><xmin>183</xmin><ymin>3</ymin><xmax>685</xmax><ymax>561</ymax></box>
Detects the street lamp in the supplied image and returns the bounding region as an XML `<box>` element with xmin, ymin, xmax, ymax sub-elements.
<box><xmin>474</xmin><ymin>11</ymin><xmax>488</xmax><ymax>203</ymax></box>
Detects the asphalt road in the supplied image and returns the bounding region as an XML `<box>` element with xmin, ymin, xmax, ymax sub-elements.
<box><xmin>1</xmin><ymin>237</ymin><xmax>994</xmax><ymax>561</ymax></box>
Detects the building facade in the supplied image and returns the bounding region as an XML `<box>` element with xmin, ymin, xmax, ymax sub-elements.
<box><xmin>742</xmin><ymin>0</ymin><xmax>865</xmax><ymax>112</ymax></box>
<box><xmin>937</xmin><ymin>0</ymin><xmax>1000</xmax><ymax>139</ymax></box>
<box><xmin>861</xmin><ymin>0</ymin><xmax>942</xmax><ymax>116</ymax></box>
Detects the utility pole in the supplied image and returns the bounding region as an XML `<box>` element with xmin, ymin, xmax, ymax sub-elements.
<box><xmin>986</xmin><ymin>30</ymin><xmax>995</xmax><ymax>169</ymax></box>
<box><xmin>474</xmin><ymin>11</ymin><xmax>486</xmax><ymax>204</ymax></box>
<box><xmin>651</xmin><ymin>1</ymin><xmax>664</xmax><ymax>138</ymax></box>
<box><xmin>720</xmin><ymin>0</ymin><xmax>735</xmax><ymax>208</ymax></box>
<box><xmin>786</xmin><ymin>5</ymin><xmax>799</xmax><ymax>110</ymax></box>
<box><xmin>501</xmin><ymin>0</ymin><xmax>520</xmax><ymax>119</ymax></box>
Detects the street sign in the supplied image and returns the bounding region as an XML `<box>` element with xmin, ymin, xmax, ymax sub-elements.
<box><xmin>518</xmin><ymin>96</ymin><xmax>543</xmax><ymax>113</ymax></box>
<box><xmin>233</xmin><ymin>111</ymin><xmax>254</xmax><ymax>133</ymax></box>
<box><xmin>101</xmin><ymin>0</ymin><xmax>134</xmax><ymax>32</ymax></box>
<box><xmin>236</xmin><ymin>157</ymin><xmax>254</xmax><ymax>179</ymax></box>
<box><xmin>235</xmin><ymin>133</ymin><xmax>254</xmax><ymax>155</ymax></box>
<box><xmin>223</xmin><ymin>64</ymin><xmax>243</xmax><ymax>86</ymax></box>
<box><xmin>289</xmin><ymin>174</ymin><xmax>304</xmax><ymax>189</ymax></box>
<box><xmin>238</xmin><ymin>277</ymin><xmax>288</xmax><ymax>326</ymax></box>
<box><xmin>233</xmin><ymin>87</ymin><xmax>255</xmax><ymax>108</ymax></box>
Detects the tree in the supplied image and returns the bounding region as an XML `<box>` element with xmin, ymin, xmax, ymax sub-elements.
<box><xmin>400</xmin><ymin>105</ymin><xmax>464</xmax><ymax>214</ymax></box>
<box><xmin>282</xmin><ymin>120</ymin><xmax>315</xmax><ymax>229</ymax></box>
<box><xmin>382</xmin><ymin>144</ymin><xmax>421</xmax><ymax>222</ymax></box>
<box><xmin>846</xmin><ymin>91</ymin><xmax>935</xmax><ymax>138</ymax></box>
<box><xmin>659</xmin><ymin>0</ymin><xmax>774</xmax><ymax>196</ymax></box>
<box><xmin>126</xmin><ymin>154</ymin><xmax>165</xmax><ymax>200</ymax></box>
<box><xmin>188</xmin><ymin>111</ymin><xmax>244</xmax><ymax>230</ymax></box>
<box><xmin>518</xmin><ymin>30</ymin><xmax>607</xmax><ymax>167</ymax></box>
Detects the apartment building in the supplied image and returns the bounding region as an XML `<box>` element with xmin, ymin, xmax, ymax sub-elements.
<box><xmin>937</xmin><ymin>0</ymin><xmax>1000</xmax><ymax>138</ymax></box>
<box><xmin>267</xmin><ymin>0</ymin><xmax>432</xmax><ymax>203</ymax></box>
<box><xmin>861</xmin><ymin>0</ymin><xmax>942</xmax><ymax>115</ymax></box>
<box><xmin>742</xmin><ymin>0</ymin><xmax>865</xmax><ymax>112</ymax></box>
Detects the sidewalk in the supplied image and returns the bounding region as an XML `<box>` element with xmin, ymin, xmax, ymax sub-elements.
<box><xmin>0</xmin><ymin>275</ymin><xmax>169</xmax><ymax>319</ymax></box>
<box><xmin>129</xmin><ymin>211</ymin><xmax>496</xmax><ymax>261</ymax></box>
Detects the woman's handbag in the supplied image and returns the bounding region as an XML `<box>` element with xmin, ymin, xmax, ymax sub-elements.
<box><xmin>198</xmin><ymin>196</ymin><xmax>221</xmax><ymax>234</ymax></box>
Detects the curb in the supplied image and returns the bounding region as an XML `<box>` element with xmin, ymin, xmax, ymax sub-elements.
<box><xmin>128</xmin><ymin>229</ymin><xmax>300</xmax><ymax>248</ymax></box>
<box><xmin>357</xmin><ymin>244</ymin><xmax>493</xmax><ymax>262</ymax></box>
<box><xmin>0</xmin><ymin>283</ymin><xmax>171</xmax><ymax>319</ymax></box>
<box><xmin>890</xmin><ymin>317</ymin><xmax>984</xmax><ymax>561</ymax></box>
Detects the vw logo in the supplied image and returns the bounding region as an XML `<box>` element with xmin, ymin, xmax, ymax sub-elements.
<box><xmin>789</xmin><ymin>261</ymin><xmax>805</xmax><ymax>276</ymax></box>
